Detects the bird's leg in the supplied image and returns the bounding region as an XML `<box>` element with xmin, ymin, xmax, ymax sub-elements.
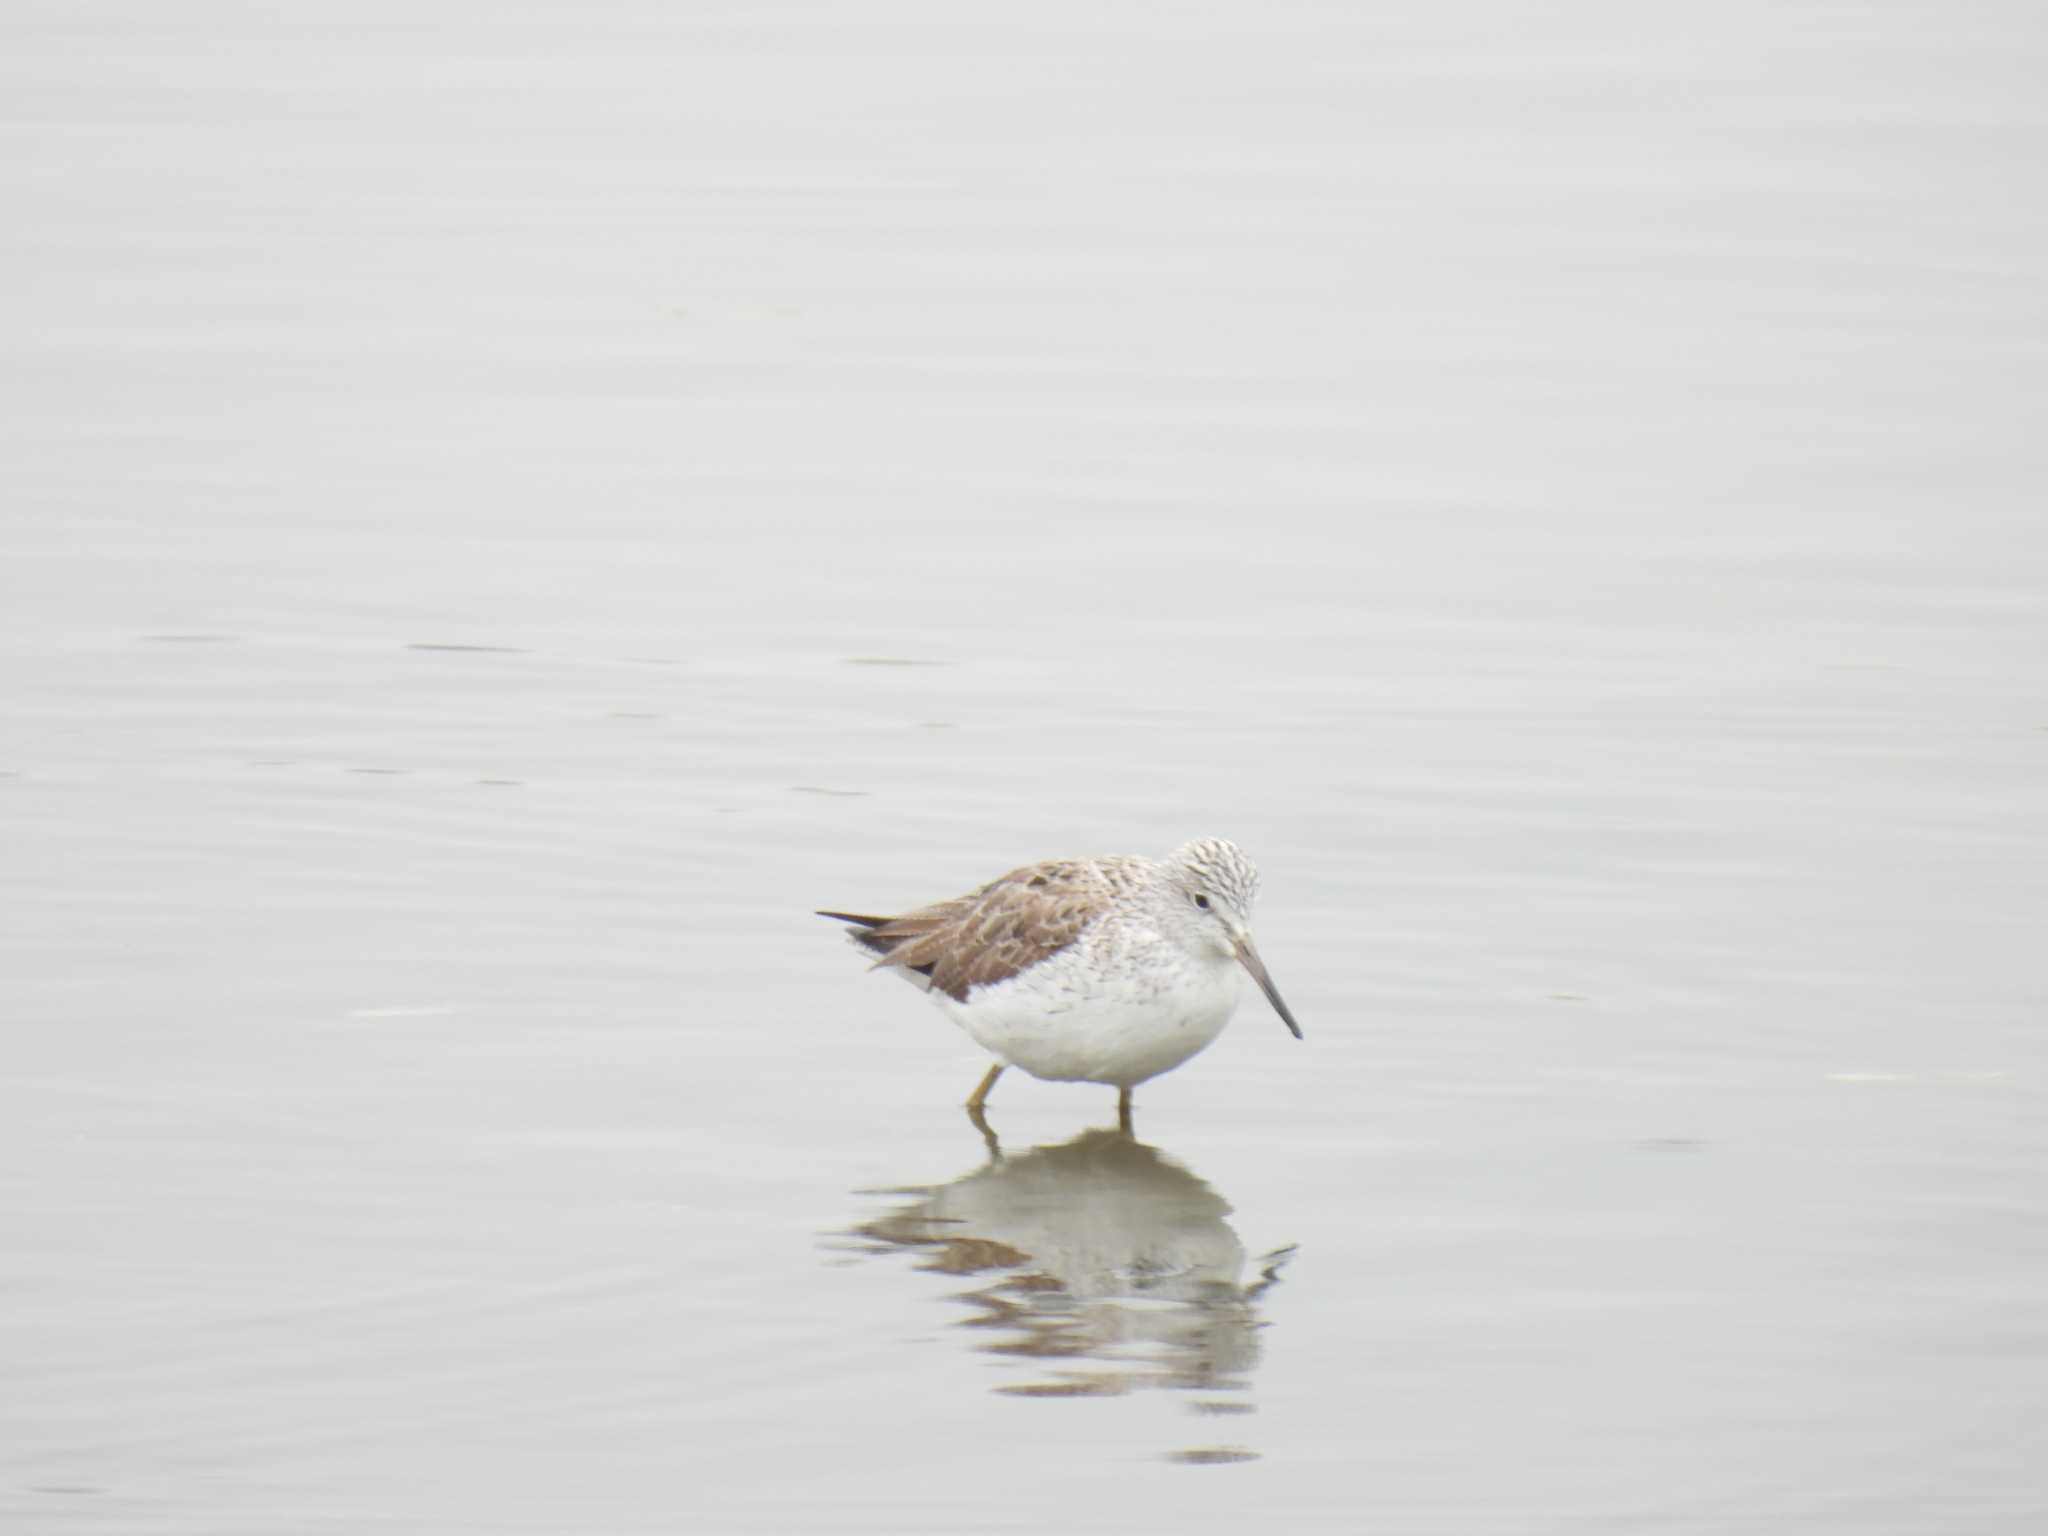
<box><xmin>966</xmin><ymin>1063</ymin><xmax>1004</xmax><ymax>1115</ymax></box>
<box><xmin>964</xmin><ymin>1064</ymin><xmax>1005</xmax><ymax>1159</ymax></box>
<box><xmin>1117</xmin><ymin>1087</ymin><xmax>1134</xmax><ymax>1135</ymax></box>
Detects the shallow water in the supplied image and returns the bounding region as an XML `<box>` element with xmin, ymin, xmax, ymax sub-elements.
<box><xmin>4</xmin><ymin>2</ymin><xmax>2046</xmax><ymax>1531</ymax></box>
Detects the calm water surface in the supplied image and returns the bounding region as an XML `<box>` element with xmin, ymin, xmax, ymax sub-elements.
<box><xmin>3</xmin><ymin>2</ymin><xmax>2045</xmax><ymax>1531</ymax></box>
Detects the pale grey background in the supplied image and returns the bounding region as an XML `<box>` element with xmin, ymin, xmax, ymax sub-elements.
<box><xmin>4</xmin><ymin>2</ymin><xmax>2045</xmax><ymax>1531</ymax></box>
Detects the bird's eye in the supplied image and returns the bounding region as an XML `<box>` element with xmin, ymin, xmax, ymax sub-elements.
<box><xmin>1193</xmin><ymin>894</ymin><xmax>1212</xmax><ymax>910</ymax></box>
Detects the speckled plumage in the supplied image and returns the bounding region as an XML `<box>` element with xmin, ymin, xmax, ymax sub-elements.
<box><xmin>819</xmin><ymin>838</ymin><xmax>1302</xmax><ymax>1114</ymax></box>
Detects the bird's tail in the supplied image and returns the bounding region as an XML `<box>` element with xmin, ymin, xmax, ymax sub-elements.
<box><xmin>816</xmin><ymin>910</ymin><xmax>897</xmax><ymax>959</ymax></box>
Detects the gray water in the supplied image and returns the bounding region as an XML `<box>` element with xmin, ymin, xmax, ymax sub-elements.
<box><xmin>4</xmin><ymin>2</ymin><xmax>2046</xmax><ymax>1531</ymax></box>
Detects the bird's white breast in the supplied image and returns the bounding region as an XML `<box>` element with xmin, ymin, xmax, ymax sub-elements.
<box><xmin>934</xmin><ymin>934</ymin><xmax>1245</xmax><ymax>1088</ymax></box>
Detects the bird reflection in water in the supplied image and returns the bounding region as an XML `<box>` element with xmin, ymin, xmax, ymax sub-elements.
<box><xmin>834</xmin><ymin>1125</ymin><xmax>1293</xmax><ymax>1441</ymax></box>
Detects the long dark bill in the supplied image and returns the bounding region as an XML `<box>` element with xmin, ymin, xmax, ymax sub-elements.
<box><xmin>1232</xmin><ymin>933</ymin><xmax>1305</xmax><ymax>1040</ymax></box>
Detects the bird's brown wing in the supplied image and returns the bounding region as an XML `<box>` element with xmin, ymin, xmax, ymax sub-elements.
<box><xmin>847</xmin><ymin>859</ymin><xmax>1106</xmax><ymax>1003</ymax></box>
